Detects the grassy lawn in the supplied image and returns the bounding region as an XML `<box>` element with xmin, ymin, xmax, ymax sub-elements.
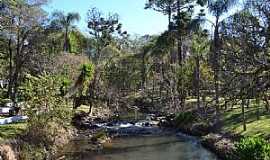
<box><xmin>185</xmin><ymin>98</ymin><xmax>270</xmax><ymax>138</ymax></box>
<box><xmin>221</xmin><ymin>107</ymin><xmax>270</xmax><ymax>138</ymax></box>
<box><xmin>0</xmin><ymin>122</ymin><xmax>27</xmax><ymax>140</ymax></box>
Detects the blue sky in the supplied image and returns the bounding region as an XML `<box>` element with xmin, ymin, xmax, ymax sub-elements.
<box><xmin>44</xmin><ymin>0</ymin><xmax>168</xmax><ymax>35</ymax></box>
<box><xmin>43</xmin><ymin>0</ymin><xmax>243</xmax><ymax>36</ymax></box>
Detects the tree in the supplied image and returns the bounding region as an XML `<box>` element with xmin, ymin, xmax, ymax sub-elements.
<box><xmin>87</xmin><ymin>7</ymin><xmax>127</xmax><ymax>63</ymax></box>
<box><xmin>0</xmin><ymin>0</ymin><xmax>48</xmax><ymax>103</ymax></box>
<box><xmin>174</xmin><ymin>0</ymin><xmax>206</xmax><ymax>109</ymax></box>
<box><xmin>207</xmin><ymin>0</ymin><xmax>238</xmax><ymax>120</ymax></box>
<box><xmin>145</xmin><ymin>0</ymin><xmax>178</xmax><ymax>29</ymax></box>
<box><xmin>51</xmin><ymin>11</ymin><xmax>80</xmax><ymax>53</ymax></box>
<box><xmin>191</xmin><ymin>30</ymin><xmax>209</xmax><ymax>110</ymax></box>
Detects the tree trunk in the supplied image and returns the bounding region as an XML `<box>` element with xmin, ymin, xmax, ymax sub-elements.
<box><xmin>11</xmin><ymin>69</ymin><xmax>19</xmax><ymax>103</ymax></box>
<box><xmin>177</xmin><ymin>0</ymin><xmax>185</xmax><ymax>109</ymax></box>
<box><xmin>141</xmin><ymin>53</ymin><xmax>146</xmax><ymax>90</ymax></box>
<box><xmin>241</xmin><ymin>99</ymin><xmax>246</xmax><ymax>131</ymax></box>
<box><xmin>263</xmin><ymin>94</ymin><xmax>270</xmax><ymax>112</ymax></box>
<box><xmin>195</xmin><ymin>55</ymin><xmax>200</xmax><ymax>110</ymax></box>
<box><xmin>256</xmin><ymin>98</ymin><xmax>260</xmax><ymax>120</ymax></box>
<box><xmin>168</xmin><ymin>9</ymin><xmax>171</xmax><ymax>30</ymax></box>
<box><xmin>7</xmin><ymin>37</ymin><xmax>13</xmax><ymax>98</ymax></box>
<box><xmin>213</xmin><ymin>16</ymin><xmax>220</xmax><ymax>121</ymax></box>
<box><xmin>152</xmin><ymin>75</ymin><xmax>155</xmax><ymax>104</ymax></box>
<box><xmin>63</xmin><ymin>27</ymin><xmax>69</xmax><ymax>53</ymax></box>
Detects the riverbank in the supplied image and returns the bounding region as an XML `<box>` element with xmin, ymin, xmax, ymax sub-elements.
<box><xmin>63</xmin><ymin>112</ymin><xmax>222</xmax><ymax>159</ymax></box>
<box><xmin>0</xmin><ymin>123</ymin><xmax>76</xmax><ymax>160</ymax></box>
<box><xmin>172</xmin><ymin>109</ymin><xmax>257</xmax><ymax>160</ymax></box>
<box><xmin>62</xmin><ymin>120</ymin><xmax>218</xmax><ymax>160</ymax></box>
<box><xmin>1</xmin><ymin>108</ymin><xmax>263</xmax><ymax>160</ymax></box>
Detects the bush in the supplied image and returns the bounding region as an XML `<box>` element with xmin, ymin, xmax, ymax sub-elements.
<box><xmin>19</xmin><ymin>74</ymin><xmax>74</xmax><ymax>159</ymax></box>
<box><xmin>174</xmin><ymin>111</ymin><xmax>195</xmax><ymax>126</ymax></box>
<box><xmin>235</xmin><ymin>136</ymin><xmax>270</xmax><ymax>160</ymax></box>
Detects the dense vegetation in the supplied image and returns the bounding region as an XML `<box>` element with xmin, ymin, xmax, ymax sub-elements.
<box><xmin>0</xmin><ymin>0</ymin><xmax>270</xmax><ymax>159</ymax></box>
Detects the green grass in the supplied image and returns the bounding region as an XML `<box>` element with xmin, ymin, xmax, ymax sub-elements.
<box><xmin>0</xmin><ymin>122</ymin><xmax>27</xmax><ymax>140</ymax></box>
<box><xmin>221</xmin><ymin>106</ymin><xmax>270</xmax><ymax>138</ymax></box>
<box><xmin>185</xmin><ymin>98</ymin><xmax>270</xmax><ymax>138</ymax></box>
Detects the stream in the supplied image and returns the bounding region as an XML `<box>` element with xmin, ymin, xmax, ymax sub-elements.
<box><xmin>63</xmin><ymin>132</ymin><xmax>218</xmax><ymax>160</ymax></box>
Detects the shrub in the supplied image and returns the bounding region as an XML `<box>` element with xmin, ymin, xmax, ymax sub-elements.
<box><xmin>235</xmin><ymin>136</ymin><xmax>270</xmax><ymax>160</ymax></box>
<box><xmin>19</xmin><ymin>74</ymin><xmax>74</xmax><ymax>159</ymax></box>
<box><xmin>174</xmin><ymin>111</ymin><xmax>195</xmax><ymax>126</ymax></box>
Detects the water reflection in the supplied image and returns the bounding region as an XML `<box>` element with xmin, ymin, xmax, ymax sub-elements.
<box><xmin>64</xmin><ymin>135</ymin><xmax>218</xmax><ymax>160</ymax></box>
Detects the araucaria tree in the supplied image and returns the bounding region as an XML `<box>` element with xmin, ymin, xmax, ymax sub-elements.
<box><xmin>207</xmin><ymin>0</ymin><xmax>237</xmax><ymax>120</ymax></box>
<box><xmin>87</xmin><ymin>7</ymin><xmax>127</xmax><ymax>63</ymax></box>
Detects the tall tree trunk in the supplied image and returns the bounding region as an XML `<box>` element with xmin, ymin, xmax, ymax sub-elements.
<box><xmin>178</xmin><ymin>39</ymin><xmax>185</xmax><ymax>109</ymax></box>
<box><xmin>263</xmin><ymin>93</ymin><xmax>270</xmax><ymax>112</ymax></box>
<box><xmin>177</xmin><ymin>0</ymin><xmax>185</xmax><ymax>109</ymax></box>
<box><xmin>241</xmin><ymin>99</ymin><xmax>246</xmax><ymax>131</ymax></box>
<box><xmin>195</xmin><ymin>55</ymin><xmax>200</xmax><ymax>110</ymax></box>
<box><xmin>88</xmin><ymin>72</ymin><xmax>97</xmax><ymax>115</ymax></box>
<box><xmin>168</xmin><ymin>8</ymin><xmax>172</xmax><ymax>30</ymax></box>
<box><xmin>7</xmin><ymin>37</ymin><xmax>13</xmax><ymax>98</ymax></box>
<box><xmin>255</xmin><ymin>98</ymin><xmax>260</xmax><ymax>120</ymax></box>
<box><xmin>152</xmin><ymin>75</ymin><xmax>155</xmax><ymax>104</ymax></box>
<box><xmin>141</xmin><ymin>53</ymin><xmax>146</xmax><ymax>90</ymax></box>
<box><xmin>213</xmin><ymin>16</ymin><xmax>220</xmax><ymax>121</ymax></box>
<box><xmin>9</xmin><ymin>28</ymin><xmax>21</xmax><ymax>104</ymax></box>
<box><xmin>63</xmin><ymin>26</ymin><xmax>69</xmax><ymax>53</ymax></box>
<box><xmin>11</xmin><ymin>68</ymin><xmax>19</xmax><ymax>103</ymax></box>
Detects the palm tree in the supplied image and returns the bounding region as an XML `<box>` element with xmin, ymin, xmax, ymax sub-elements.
<box><xmin>52</xmin><ymin>11</ymin><xmax>80</xmax><ymax>53</ymax></box>
<box><xmin>207</xmin><ymin>0</ymin><xmax>238</xmax><ymax>120</ymax></box>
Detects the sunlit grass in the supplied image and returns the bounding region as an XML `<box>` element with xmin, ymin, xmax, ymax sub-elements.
<box><xmin>0</xmin><ymin>122</ymin><xmax>27</xmax><ymax>139</ymax></box>
<box><xmin>221</xmin><ymin>106</ymin><xmax>270</xmax><ymax>138</ymax></box>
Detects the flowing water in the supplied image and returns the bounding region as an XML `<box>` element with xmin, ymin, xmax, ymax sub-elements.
<box><xmin>64</xmin><ymin>134</ymin><xmax>218</xmax><ymax>160</ymax></box>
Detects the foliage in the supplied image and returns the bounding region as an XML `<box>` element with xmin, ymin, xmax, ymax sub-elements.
<box><xmin>80</xmin><ymin>63</ymin><xmax>95</xmax><ymax>80</ymax></box>
<box><xmin>68</xmin><ymin>30</ymin><xmax>87</xmax><ymax>54</ymax></box>
<box><xmin>21</xmin><ymin>73</ymin><xmax>72</xmax><ymax>122</ymax></box>
<box><xmin>19</xmin><ymin>143</ymin><xmax>46</xmax><ymax>160</ymax></box>
<box><xmin>79</xmin><ymin>63</ymin><xmax>95</xmax><ymax>94</ymax></box>
<box><xmin>175</xmin><ymin>111</ymin><xmax>195</xmax><ymax>126</ymax></box>
<box><xmin>51</xmin><ymin>11</ymin><xmax>81</xmax><ymax>52</ymax></box>
<box><xmin>87</xmin><ymin>7</ymin><xmax>127</xmax><ymax>62</ymax></box>
<box><xmin>235</xmin><ymin>136</ymin><xmax>270</xmax><ymax>160</ymax></box>
<box><xmin>19</xmin><ymin>73</ymin><xmax>73</xmax><ymax>159</ymax></box>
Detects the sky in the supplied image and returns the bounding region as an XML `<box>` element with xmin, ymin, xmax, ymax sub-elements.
<box><xmin>43</xmin><ymin>0</ymin><xmax>244</xmax><ymax>36</ymax></box>
<box><xmin>44</xmin><ymin>0</ymin><xmax>169</xmax><ymax>36</ymax></box>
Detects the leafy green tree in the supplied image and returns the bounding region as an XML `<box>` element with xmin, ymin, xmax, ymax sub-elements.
<box><xmin>68</xmin><ymin>30</ymin><xmax>88</xmax><ymax>54</ymax></box>
<box><xmin>0</xmin><ymin>0</ymin><xmax>48</xmax><ymax>103</ymax></box>
<box><xmin>65</xmin><ymin>63</ymin><xmax>95</xmax><ymax>98</ymax></box>
<box><xmin>21</xmin><ymin>73</ymin><xmax>73</xmax><ymax>159</ymax></box>
<box><xmin>87</xmin><ymin>7</ymin><xmax>127</xmax><ymax>63</ymax></box>
<box><xmin>191</xmin><ymin>31</ymin><xmax>209</xmax><ymax>110</ymax></box>
<box><xmin>207</xmin><ymin>0</ymin><xmax>238</xmax><ymax>119</ymax></box>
